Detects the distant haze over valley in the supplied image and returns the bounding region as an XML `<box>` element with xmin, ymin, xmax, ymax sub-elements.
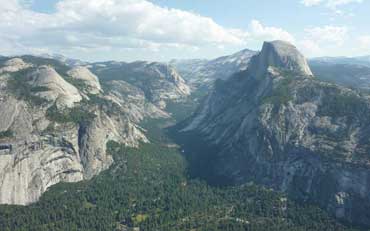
<box><xmin>1</xmin><ymin>1</ymin><xmax>370</xmax><ymax>230</ymax></box>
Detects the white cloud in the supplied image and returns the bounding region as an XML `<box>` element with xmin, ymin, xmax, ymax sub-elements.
<box><xmin>327</xmin><ymin>0</ymin><xmax>363</xmax><ymax>8</ymax></box>
<box><xmin>304</xmin><ymin>25</ymin><xmax>348</xmax><ymax>45</ymax></box>
<box><xmin>299</xmin><ymin>39</ymin><xmax>324</xmax><ymax>57</ymax></box>
<box><xmin>302</xmin><ymin>0</ymin><xmax>363</xmax><ymax>8</ymax></box>
<box><xmin>297</xmin><ymin>25</ymin><xmax>349</xmax><ymax>57</ymax></box>
<box><xmin>301</xmin><ymin>0</ymin><xmax>325</xmax><ymax>6</ymax></box>
<box><xmin>358</xmin><ymin>36</ymin><xmax>370</xmax><ymax>50</ymax></box>
<box><xmin>248</xmin><ymin>20</ymin><xmax>295</xmax><ymax>43</ymax></box>
<box><xmin>0</xmin><ymin>0</ymin><xmax>250</xmax><ymax>60</ymax></box>
<box><xmin>54</xmin><ymin>0</ymin><xmax>249</xmax><ymax>46</ymax></box>
<box><xmin>0</xmin><ymin>0</ymin><xmax>302</xmax><ymax>60</ymax></box>
<box><xmin>2</xmin><ymin>0</ymin><xmax>363</xmax><ymax>60</ymax></box>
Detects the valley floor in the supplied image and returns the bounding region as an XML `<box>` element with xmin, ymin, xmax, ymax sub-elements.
<box><xmin>0</xmin><ymin>117</ymin><xmax>360</xmax><ymax>231</ymax></box>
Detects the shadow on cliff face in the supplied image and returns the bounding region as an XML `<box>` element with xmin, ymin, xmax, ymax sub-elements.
<box><xmin>166</xmin><ymin>121</ymin><xmax>370</xmax><ymax>230</ymax></box>
<box><xmin>166</xmin><ymin>125</ymin><xmax>236</xmax><ymax>187</ymax></box>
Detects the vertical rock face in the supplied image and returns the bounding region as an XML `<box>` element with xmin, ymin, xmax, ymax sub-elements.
<box><xmin>0</xmin><ymin>57</ymin><xmax>160</xmax><ymax>205</ymax></box>
<box><xmin>181</xmin><ymin>41</ymin><xmax>370</xmax><ymax>227</ymax></box>
<box><xmin>0</xmin><ymin>95</ymin><xmax>84</xmax><ymax>205</ymax></box>
<box><xmin>248</xmin><ymin>40</ymin><xmax>313</xmax><ymax>77</ymax></box>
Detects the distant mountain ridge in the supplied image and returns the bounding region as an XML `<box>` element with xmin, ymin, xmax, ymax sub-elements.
<box><xmin>0</xmin><ymin>54</ymin><xmax>190</xmax><ymax>205</ymax></box>
<box><xmin>39</xmin><ymin>53</ymin><xmax>88</xmax><ymax>67</ymax></box>
<box><xmin>90</xmin><ymin>61</ymin><xmax>190</xmax><ymax>109</ymax></box>
<box><xmin>179</xmin><ymin>40</ymin><xmax>370</xmax><ymax>227</ymax></box>
<box><xmin>310</xmin><ymin>56</ymin><xmax>370</xmax><ymax>67</ymax></box>
<box><xmin>170</xmin><ymin>49</ymin><xmax>257</xmax><ymax>88</ymax></box>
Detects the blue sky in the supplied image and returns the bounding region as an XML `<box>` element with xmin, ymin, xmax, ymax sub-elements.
<box><xmin>1</xmin><ymin>0</ymin><xmax>369</xmax><ymax>61</ymax></box>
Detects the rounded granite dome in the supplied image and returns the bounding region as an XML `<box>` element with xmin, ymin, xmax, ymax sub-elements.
<box><xmin>249</xmin><ymin>40</ymin><xmax>313</xmax><ymax>77</ymax></box>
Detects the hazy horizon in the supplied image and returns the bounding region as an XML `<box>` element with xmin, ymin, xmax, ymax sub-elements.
<box><xmin>1</xmin><ymin>0</ymin><xmax>370</xmax><ymax>62</ymax></box>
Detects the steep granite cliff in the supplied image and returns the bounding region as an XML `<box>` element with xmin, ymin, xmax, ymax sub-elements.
<box><xmin>180</xmin><ymin>41</ymin><xmax>370</xmax><ymax>227</ymax></box>
<box><xmin>0</xmin><ymin>57</ymin><xmax>159</xmax><ymax>205</ymax></box>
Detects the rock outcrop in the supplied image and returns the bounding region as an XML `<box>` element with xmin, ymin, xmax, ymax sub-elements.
<box><xmin>309</xmin><ymin>59</ymin><xmax>370</xmax><ymax>91</ymax></box>
<box><xmin>67</xmin><ymin>66</ymin><xmax>102</xmax><ymax>94</ymax></box>
<box><xmin>248</xmin><ymin>40</ymin><xmax>313</xmax><ymax>77</ymax></box>
<box><xmin>105</xmin><ymin>80</ymin><xmax>169</xmax><ymax>122</ymax></box>
<box><xmin>30</xmin><ymin>66</ymin><xmax>83</xmax><ymax>108</ymax></box>
<box><xmin>0</xmin><ymin>56</ymin><xmax>159</xmax><ymax>205</ymax></box>
<box><xmin>180</xmin><ymin>41</ymin><xmax>370</xmax><ymax>227</ymax></box>
<box><xmin>91</xmin><ymin>61</ymin><xmax>190</xmax><ymax>109</ymax></box>
<box><xmin>0</xmin><ymin>58</ymin><xmax>32</xmax><ymax>74</ymax></box>
<box><xmin>171</xmin><ymin>49</ymin><xmax>257</xmax><ymax>88</ymax></box>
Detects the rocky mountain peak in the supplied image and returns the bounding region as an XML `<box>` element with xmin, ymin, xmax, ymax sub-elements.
<box><xmin>180</xmin><ymin>42</ymin><xmax>370</xmax><ymax>227</ymax></box>
<box><xmin>249</xmin><ymin>40</ymin><xmax>313</xmax><ymax>77</ymax></box>
<box><xmin>0</xmin><ymin>58</ymin><xmax>32</xmax><ymax>74</ymax></box>
<box><xmin>67</xmin><ymin>66</ymin><xmax>102</xmax><ymax>94</ymax></box>
<box><xmin>30</xmin><ymin>65</ymin><xmax>82</xmax><ymax>107</ymax></box>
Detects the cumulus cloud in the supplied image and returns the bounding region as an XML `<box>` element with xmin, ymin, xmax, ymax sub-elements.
<box><xmin>299</xmin><ymin>39</ymin><xmax>323</xmax><ymax>56</ymax></box>
<box><xmin>0</xmin><ymin>0</ymin><xmax>301</xmax><ymax>60</ymax></box>
<box><xmin>0</xmin><ymin>0</ymin><xmax>250</xmax><ymax>59</ymax></box>
<box><xmin>301</xmin><ymin>0</ymin><xmax>363</xmax><ymax>8</ymax></box>
<box><xmin>298</xmin><ymin>25</ymin><xmax>349</xmax><ymax>57</ymax></box>
<box><xmin>54</xmin><ymin>0</ymin><xmax>248</xmax><ymax>46</ymax></box>
<box><xmin>6</xmin><ymin>0</ymin><xmax>364</xmax><ymax>60</ymax></box>
<box><xmin>248</xmin><ymin>20</ymin><xmax>295</xmax><ymax>43</ymax></box>
<box><xmin>304</xmin><ymin>26</ymin><xmax>348</xmax><ymax>45</ymax></box>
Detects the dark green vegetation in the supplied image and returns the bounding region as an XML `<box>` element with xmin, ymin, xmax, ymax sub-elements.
<box><xmin>262</xmin><ymin>71</ymin><xmax>295</xmax><ymax>106</ymax></box>
<box><xmin>0</xmin><ymin>60</ymin><xmax>364</xmax><ymax>230</ymax></box>
<box><xmin>64</xmin><ymin>77</ymin><xmax>89</xmax><ymax>92</ymax></box>
<box><xmin>310</xmin><ymin>63</ymin><xmax>370</xmax><ymax>91</ymax></box>
<box><xmin>7</xmin><ymin>68</ymin><xmax>49</xmax><ymax>106</ymax></box>
<box><xmin>22</xmin><ymin>56</ymin><xmax>90</xmax><ymax>92</ymax></box>
<box><xmin>91</xmin><ymin>62</ymin><xmax>158</xmax><ymax>101</ymax></box>
<box><xmin>46</xmin><ymin>102</ymin><xmax>95</xmax><ymax>125</ymax></box>
<box><xmin>85</xmin><ymin>93</ymin><xmax>122</xmax><ymax>116</ymax></box>
<box><xmin>30</xmin><ymin>86</ymin><xmax>50</xmax><ymax>93</ymax></box>
<box><xmin>0</xmin><ymin>130</ymin><xmax>13</xmax><ymax>139</ymax></box>
<box><xmin>0</xmin><ymin>117</ymin><xmax>360</xmax><ymax>231</ymax></box>
<box><xmin>166</xmin><ymin>86</ymin><xmax>208</xmax><ymax>123</ymax></box>
<box><xmin>318</xmin><ymin>91</ymin><xmax>369</xmax><ymax>119</ymax></box>
<box><xmin>20</xmin><ymin>55</ymin><xmax>70</xmax><ymax>76</ymax></box>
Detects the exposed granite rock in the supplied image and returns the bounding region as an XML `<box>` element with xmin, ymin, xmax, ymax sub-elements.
<box><xmin>67</xmin><ymin>66</ymin><xmax>102</xmax><ymax>94</ymax></box>
<box><xmin>29</xmin><ymin>66</ymin><xmax>82</xmax><ymax>108</ymax></box>
<box><xmin>248</xmin><ymin>40</ymin><xmax>313</xmax><ymax>77</ymax></box>
<box><xmin>105</xmin><ymin>80</ymin><xmax>169</xmax><ymax>122</ymax></box>
<box><xmin>181</xmin><ymin>41</ymin><xmax>370</xmax><ymax>227</ymax></box>
<box><xmin>0</xmin><ymin>57</ymin><xmax>163</xmax><ymax>205</ymax></box>
<box><xmin>171</xmin><ymin>49</ymin><xmax>257</xmax><ymax>89</ymax></box>
<box><xmin>0</xmin><ymin>92</ymin><xmax>83</xmax><ymax>205</ymax></box>
<box><xmin>78</xmin><ymin>109</ymin><xmax>148</xmax><ymax>179</ymax></box>
<box><xmin>0</xmin><ymin>58</ymin><xmax>32</xmax><ymax>74</ymax></box>
<box><xmin>90</xmin><ymin>61</ymin><xmax>190</xmax><ymax>109</ymax></box>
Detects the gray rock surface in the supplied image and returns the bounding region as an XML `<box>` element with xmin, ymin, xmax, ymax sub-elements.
<box><xmin>0</xmin><ymin>58</ymin><xmax>32</xmax><ymax>74</ymax></box>
<box><xmin>30</xmin><ymin>66</ymin><xmax>83</xmax><ymax>108</ymax></box>
<box><xmin>182</xmin><ymin>41</ymin><xmax>370</xmax><ymax>227</ymax></box>
<box><xmin>0</xmin><ymin>57</ymin><xmax>161</xmax><ymax>205</ymax></box>
<box><xmin>91</xmin><ymin>61</ymin><xmax>190</xmax><ymax>109</ymax></box>
<box><xmin>171</xmin><ymin>49</ymin><xmax>257</xmax><ymax>88</ymax></box>
<box><xmin>105</xmin><ymin>80</ymin><xmax>169</xmax><ymax>122</ymax></box>
<box><xmin>67</xmin><ymin>66</ymin><xmax>102</xmax><ymax>94</ymax></box>
<box><xmin>248</xmin><ymin>40</ymin><xmax>313</xmax><ymax>77</ymax></box>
